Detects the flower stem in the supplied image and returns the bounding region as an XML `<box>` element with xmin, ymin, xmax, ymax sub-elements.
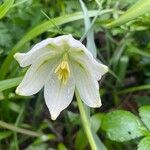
<box><xmin>75</xmin><ymin>90</ymin><xmax>97</xmax><ymax>150</ymax></box>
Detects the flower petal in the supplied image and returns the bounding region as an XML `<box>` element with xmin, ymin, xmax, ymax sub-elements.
<box><xmin>14</xmin><ymin>34</ymin><xmax>85</xmax><ymax>67</ymax></box>
<box><xmin>72</xmin><ymin>52</ymin><xmax>108</xmax><ymax>80</ymax></box>
<box><xmin>44</xmin><ymin>70</ymin><xmax>75</xmax><ymax>120</ymax></box>
<box><xmin>72</xmin><ymin>61</ymin><xmax>101</xmax><ymax>107</ymax></box>
<box><xmin>16</xmin><ymin>53</ymin><xmax>59</xmax><ymax>96</ymax></box>
<box><xmin>14</xmin><ymin>37</ymin><xmax>68</xmax><ymax>67</ymax></box>
<box><xmin>65</xmin><ymin>35</ymin><xmax>108</xmax><ymax>80</ymax></box>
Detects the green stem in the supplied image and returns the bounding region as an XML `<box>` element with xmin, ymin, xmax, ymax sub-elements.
<box><xmin>0</xmin><ymin>120</ymin><xmax>43</xmax><ymax>137</ymax></box>
<box><xmin>75</xmin><ymin>90</ymin><xmax>97</xmax><ymax>150</ymax></box>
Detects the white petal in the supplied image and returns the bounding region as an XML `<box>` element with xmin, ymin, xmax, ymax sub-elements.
<box><xmin>72</xmin><ymin>62</ymin><xmax>101</xmax><ymax>107</ymax></box>
<box><xmin>72</xmin><ymin>52</ymin><xmax>108</xmax><ymax>80</ymax></box>
<box><xmin>16</xmin><ymin>53</ymin><xmax>59</xmax><ymax>96</ymax></box>
<box><xmin>44</xmin><ymin>70</ymin><xmax>75</xmax><ymax>120</ymax></box>
<box><xmin>14</xmin><ymin>38</ymin><xmax>63</xmax><ymax>67</ymax></box>
<box><xmin>65</xmin><ymin>35</ymin><xmax>108</xmax><ymax>80</ymax></box>
<box><xmin>51</xmin><ymin>34</ymin><xmax>86</xmax><ymax>51</ymax></box>
<box><xmin>14</xmin><ymin>34</ymin><xmax>87</xmax><ymax>68</ymax></box>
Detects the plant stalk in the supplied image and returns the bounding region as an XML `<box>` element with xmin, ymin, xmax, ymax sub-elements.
<box><xmin>75</xmin><ymin>90</ymin><xmax>97</xmax><ymax>150</ymax></box>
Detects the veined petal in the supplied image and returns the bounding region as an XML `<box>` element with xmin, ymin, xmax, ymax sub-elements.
<box><xmin>72</xmin><ymin>52</ymin><xmax>108</xmax><ymax>80</ymax></box>
<box><xmin>44</xmin><ymin>69</ymin><xmax>75</xmax><ymax>120</ymax></box>
<box><xmin>16</xmin><ymin>53</ymin><xmax>59</xmax><ymax>96</ymax></box>
<box><xmin>72</xmin><ymin>61</ymin><xmax>101</xmax><ymax>107</ymax></box>
<box><xmin>14</xmin><ymin>38</ymin><xmax>64</xmax><ymax>67</ymax></box>
<box><xmin>65</xmin><ymin>35</ymin><xmax>108</xmax><ymax>80</ymax></box>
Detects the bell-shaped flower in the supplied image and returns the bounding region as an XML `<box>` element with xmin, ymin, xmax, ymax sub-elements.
<box><xmin>14</xmin><ymin>34</ymin><xmax>108</xmax><ymax>120</ymax></box>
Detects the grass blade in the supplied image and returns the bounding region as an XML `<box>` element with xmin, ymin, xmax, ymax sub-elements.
<box><xmin>0</xmin><ymin>77</ymin><xmax>22</xmax><ymax>92</ymax></box>
<box><xmin>79</xmin><ymin>0</ymin><xmax>97</xmax><ymax>57</ymax></box>
<box><xmin>0</xmin><ymin>0</ymin><xmax>14</xmax><ymax>19</ymax></box>
<box><xmin>107</xmin><ymin>0</ymin><xmax>150</xmax><ymax>27</ymax></box>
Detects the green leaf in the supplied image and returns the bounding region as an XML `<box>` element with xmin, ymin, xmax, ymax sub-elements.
<box><xmin>138</xmin><ymin>136</ymin><xmax>150</xmax><ymax>150</ymax></box>
<box><xmin>57</xmin><ymin>143</ymin><xmax>68</xmax><ymax>150</ymax></box>
<box><xmin>0</xmin><ymin>0</ymin><xmax>14</xmax><ymax>19</ymax></box>
<box><xmin>139</xmin><ymin>106</ymin><xmax>150</xmax><ymax>130</ymax></box>
<box><xmin>0</xmin><ymin>77</ymin><xmax>22</xmax><ymax>92</ymax></box>
<box><xmin>90</xmin><ymin>113</ymin><xmax>102</xmax><ymax>132</ymax></box>
<box><xmin>102</xmin><ymin>110</ymin><xmax>144</xmax><ymax>142</ymax></box>
<box><xmin>79</xmin><ymin>0</ymin><xmax>97</xmax><ymax>57</ymax></box>
<box><xmin>25</xmin><ymin>144</ymin><xmax>48</xmax><ymax>150</ymax></box>
<box><xmin>92</xmin><ymin>131</ymin><xmax>107</xmax><ymax>150</ymax></box>
<box><xmin>0</xmin><ymin>9</ymin><xmax>111</xmax><ymax>79</ymax></box>
<box><xmin>118</xmin><ymin>84</ymin><xmax>150</xmax><ymax>94</ymax></box>
<box><xmin>75</xmin><ymin>129</ymin><xmax>88</xmax><ymax>150</ymax></box>
<box><xmin>127</xmin><ymin>46</ymin><xmax>150</xmax><ymax>58</ymax></box>
<box><xmin>58</xmin><ymin>143</ymin><xmax>67</xmax><ymax>150</ymax></box>
<box><xmin>67</xmin><ymin>111</ymin><xmax>80</xmax><ymax>125</ymax></box>
<box><xmin>0</xmin><ymin>131</ymin><xmax>12</xmax><ymax>140</ymax></box>
<box><xmin>107</xmin><ymin>0</ymin><xmax>150</xmax><ymax>27</ymax></box>
<box><xmin>117</xmin><ymin>55</ymin><xmax>129</xmax><ymax>82</ymax></box>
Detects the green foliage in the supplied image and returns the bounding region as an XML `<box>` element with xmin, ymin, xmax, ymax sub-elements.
<box><xmin>102</xmin><ymin>110</ymin><xmax>144</xmax><ymax>142</ymax></box>
<box><xmin>0</xmin><ymin>131</ymin><xmax>12</xmax><ymax>140</ymax></box>
<box><xmin>0</xmin><ymin>77</ymin><xmax>22</xmax><ymax>92</ymax></box>
<box><xmin>107</xmin><ymin>0</ymin><xmax>150</xmax><ymax>27</ymax></box>
<box><xmin>0</xmin><ymin>0</ymin><xmax>14</xmax><ymax>19</ymax></box>
<box><xmin>75</xmin><ymin>129</ymin><xmax>88</xmax><ymax>150</ymax></box>
<box><xmin>0</xmin><ymin>0</ymin><xmax>150</xmax><ymax>149</ymax></box>
<box><xmin>139</xmin><ymin>106</ymin><xmax>150</xmax><ymax>130</ymax></box>
<box><xmin>138</xmin><ymin>136</ymin><xmax>150</xmax><ymax>150</ymax></box>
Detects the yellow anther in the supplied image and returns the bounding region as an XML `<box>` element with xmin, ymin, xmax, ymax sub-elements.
<box><xmin>55</xmin><ymin>60</ymin><xmax>70</xmax><ymax>84</ymax></box>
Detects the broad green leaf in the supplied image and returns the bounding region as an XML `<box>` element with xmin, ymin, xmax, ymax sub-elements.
<box><xmin>0</xmin><ymin>77</ymin><xmax>22</xmax><ymax>92</ymax></box>
<box><xmin>101</xmin><ymin>110</ymin><xmax>144</xmax><ymax>142</ymax></box>
<box><xmin>0</xmin><ymin>9</ymin><xmax>112</xmax><ymax>79</ymax></box>
<box><xmin>139</xmin><ymin>106</ymin><xmax>150</xmax><ymax>130</ymax></box>
<box><xmin>107</xmin><ymin>0</ymin><xmax>150</xmax><ymax>27</ymax></box>
<box><xmin>79</xmin><ymin>0</ymin><xmax>97</xmax><ymax>57</ymax></box>
<box><xmin>138</xmin><ymin>136</ymin><xmax>150</xmax><ymax>150</ymax></box>
<box><xmin>0</xmin><ymin>0</ymin><xmax>14</xmax><ymax>19</ymax></box>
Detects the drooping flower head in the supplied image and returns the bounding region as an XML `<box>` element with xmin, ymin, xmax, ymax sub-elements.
<box><xmin>14</xmin><ymin>34</ymin><xmax>108</xmax><ymax>120</ymax></box>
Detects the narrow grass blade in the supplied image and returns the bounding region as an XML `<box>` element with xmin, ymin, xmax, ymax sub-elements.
<box><xmin>118</xmin><ymin>84</ymin><xmax>150</xmax><ymax>94</ymax></box>
<box><xmin>0</xmin><ymin>120</ymin><xmax>43</xmax><ymax>137</ymax></box>
<box><xmin>0</xmin><ymin>77</ymin><xmax>22</xmax><ymax>92</ymax></box>
<box><xmin>107</xmin><ymin>0</ymin><xmax>150</xmax><ymax>27</ymax></box>
<box><xmin>79</xmin><ymin>0</ymin><xmax>97</xmax><ymax>57</ymax></box>
<box><xmin>0</xmin><ymin>0</ymin><xmax>14</xmax><ymax>19</ymax></box>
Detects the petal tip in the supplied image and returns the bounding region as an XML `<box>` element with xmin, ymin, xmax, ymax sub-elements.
<box><xmin>104</xmin><ymin>66</ymin><xmax>109</xmax><ymax>73</ymax></box>
<box><xmin>50</xmin><ymin>111</ymin><xmax>60</xmax><ymax>120</ymax></box>
<box><xmin>15</xmin><ymin>87</ymin><xmax>22</xmax><ymax>95</ymax></box>
<box><xmin>94</xmin><ymin>100</ymin><xmax>102</xmax><ymax>108</ymax></box>
<box><xmin>15</xmin><ymin>87</ymin><xmax>26</xmax><ymax>96</ymax></box>
<box><xmin>14</xmin><ymin>53</ymin><xmax>20</xmax><ymax>60</ymax></box>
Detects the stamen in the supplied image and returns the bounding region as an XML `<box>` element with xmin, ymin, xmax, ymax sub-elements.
<box><xmin>55</xmin><ymin>60</ymin><xmax>70</xmax><ymax>85</ymax></box>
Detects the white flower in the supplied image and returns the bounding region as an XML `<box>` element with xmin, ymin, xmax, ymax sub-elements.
<box><xmin>14</xmin><ymin>34</ymin><xmax>108</xmax><ymax>120</ymax></box>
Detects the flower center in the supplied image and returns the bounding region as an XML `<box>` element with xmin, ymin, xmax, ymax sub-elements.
<box><xmin>54</xmin><ymin>55</ymin><xmax>70</xmax><ymax>85</ymax></box>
